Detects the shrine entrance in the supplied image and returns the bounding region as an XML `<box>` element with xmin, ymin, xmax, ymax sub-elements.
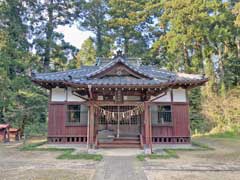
<box><xmin>95</xmin><ymin>105</ymin><xmax>143</xmax><ymax>138</ymax></box>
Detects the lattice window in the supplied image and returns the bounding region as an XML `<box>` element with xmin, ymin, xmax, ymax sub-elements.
<box><xmin>151</xmin><ymin>105</ymin><xmax>172</xmax><ymax>125</ymax></box>
<box><xmin>66</xmin><ymin>104</ymin><xmax>88</xmax><ymax>126</ymax></box>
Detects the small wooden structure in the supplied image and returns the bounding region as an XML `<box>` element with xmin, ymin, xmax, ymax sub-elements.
<box><xmin>31</xmin><ymin>51</ymin><xmax>207</xmax><ymax>152</ymax></box>
<box><xmin>0</xmin><ymin>124</ymin><xmax>10</xmax><ymax>143</ymax></box>
<box><xmin>9</xmin><ymin>128</ymin><xmax>21</xmax><ymax>141</ymax></box>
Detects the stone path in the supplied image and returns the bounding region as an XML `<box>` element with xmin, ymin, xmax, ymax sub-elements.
<box><xmin>144</xmin><ymin>162</ymin><xmax>240</xmax><ymax>172</ymax></box>
<box><xmin>93</xmin><ymin>156</ymin><xmax>147</xmax><ymax>180</ymax></box>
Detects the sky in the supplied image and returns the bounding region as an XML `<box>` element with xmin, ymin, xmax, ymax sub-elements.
<box><xmin>56</xmin><ymin>25</ymin><xmax>93</xmax><ymax>49</ymax></box>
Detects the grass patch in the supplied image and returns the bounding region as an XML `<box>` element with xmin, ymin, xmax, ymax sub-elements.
<box><xmin>137</xmin><ymin>141</ymin><xmax>214</xmax><ymax>161</ymax></box>
<box><xmin>19</xmin><ymin>142</ymin><xmax>102</xmax><ymax>161</ymax></box>
<box><xmin>191</xmin><ymin>141</ymin><xmax>215</xmax><ymax>150</ymax></box>
<box><xmin>193</xmin><ymin>129</ymin><xmax>240</xmax><ymax>140</ymax></box>
<box><xmin>207</xmin><ymin>131</ymin><xmax>240</xmax><ymax>139</ymax></box>
<box><xmin>57</xmin><ymin>150</ymin><xmax>103</xmax><ymax>161</ymax></box>
<box><xmin>19</xmin><ymin>141</ymin><xmax>47</xmax><ymax>151</ymax></box>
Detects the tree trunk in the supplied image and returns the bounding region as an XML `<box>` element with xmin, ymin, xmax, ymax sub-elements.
<box><xmin>96</xmin><ymin>26</ymin><xmax>103</xmax><ymax>57</ymax></box>
<box><xmin>124</xmin><ymin>38</ymin><xmax>129</xmax><ymax>55</ymax></box>
<box><xmin>236</xmin><ymin>36</ymin><xmax>240</xmax><ymax>58</ymax></box>
<box><xmin>218</xmin><ymin>46</ymin><xmax>226</xmax><ymax>95</ymax></box>
<box><xmin>183</xmin><ymin>44</ymin><xmax>190</xmax><ymax>72</ymax></box>
<box><xmin>44</xmin><ymin>0</ymin><xmax>54</xmax><ymax>72</ymax></box>
<box><xmin>195</xmin><ymin>41</ymin><xmax>205</xmax><ymax>74</ymax></box>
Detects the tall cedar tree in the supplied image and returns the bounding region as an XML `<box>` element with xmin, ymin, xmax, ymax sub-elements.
<box><xmin>0</xmin><ymin>0</ymin><xmax>48</xmax><ymax>134</ymax></box>
<box><xmin>75</xmin><ymin>0</ymin><xmax>109</xmax><ymax>57</ymax></box>
<box><xmin>27</xmin><ymin>0</ymin><xmax>78</xmax><ymax>71</ymax></box>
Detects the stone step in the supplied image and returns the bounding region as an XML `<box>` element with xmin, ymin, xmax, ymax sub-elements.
<box><xmin>113</xmin><ymin>137</ymin><xmax>140</xmax><ymax>141</ymax></box>
<box><xmin>112</xmin><ymin>140</ymin><xmax>140</xmax><ymax>144</ymax></box>
<box><xmin>98</xmin><ymin>143</ymin><xmax>141</xmax><ymax>148</ymax></box>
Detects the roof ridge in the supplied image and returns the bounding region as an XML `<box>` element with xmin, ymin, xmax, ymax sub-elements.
<box><xmin>86</xmin><ymin>56</ymin><xmax>153</xmax><ymax>79</ymax></box>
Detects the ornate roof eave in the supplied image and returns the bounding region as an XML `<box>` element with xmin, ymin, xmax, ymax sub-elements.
<box><xmin>31</xmin><ymin>78</ymin><xmax>208</xmax><ymax>89</ymax></box>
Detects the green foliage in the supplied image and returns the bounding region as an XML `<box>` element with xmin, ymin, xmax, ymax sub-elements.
<box><xmin>57</xmin><ymin>151</ymin><xmax>103</xmax><ymax>161</ymax></box>
<box><xmin>76</xmin><ymin>0</ymin><xmax>109</xmax><ymax>57</ymax></box>
<box><xmin>202</xmin><ymin>86</ymin><xmax>240</xmax><ymax>133</ymax></box>
<box><xmin>27</xmin><ymin>0</ymin><xmax>78</xmax><ymax>71</ymax></box>
<box><xmin>19</xmin><ymin>141</ymin><xmax>47</xmax><ymax>151</ymax></box>
<box><xmin>137</xmin><ymin>141</ymin><xmax>214</xmax><ymax>161</ymax></box>
<box><xmin>233</xmin><ymin>2</ymin><xmax>240</xmax><ymax>27</ymax></box>
<box><xmin>191</xmin><ymin>141</ymin><xmax>215</xmax><ymax>150</ymax></box>
<box><xmin>71</xmin><ymin>37</ymin><xmax>96</xmax><ymax>68</ymax></box>
<box><xmin>207</xmin><ymin>130</ymin><xmax>240</xmax><ymax>140</ymax></box>
<box><xmin>0</xmin><ymin>0</ymin><xmax>48</xmax><ymax>135</ymax></box>
<box><xmin>20</xmin><ymin>141</ymin><xmax>103</xmax><ymax>161</ymax></box>
<box><xmin>108</xmin><ymin>0</ymin><xmax>153</xmax><ymax>56</ymax></box>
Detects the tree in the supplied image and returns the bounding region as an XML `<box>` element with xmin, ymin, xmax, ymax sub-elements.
<box><xmin>75</xmin><ymin>0</ymin><xmax>109</xmax><ymax>57</ymax></box>
<box><xmin>27</xmin><ymin>0</ymin><xmax>78</xmax><ymax>71</ymax></box>
<box><xmin>0</xmin><ymin>0</ymin><xmax>48</xmax><ymax>134</ymax></box>
<box><xmin>72</xmin><ymin>38</ymin><xmax>96</xmax><ymax>68</ymax></box>
<box><xmin>108</xmin><ymin>0</ymin><xmax>150</xmax><ymax>55</ymax></box>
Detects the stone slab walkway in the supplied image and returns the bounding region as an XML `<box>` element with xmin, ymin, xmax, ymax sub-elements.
<box><xmin>144</xmin><ymin>162</ymin><xmax>240</xmax><ymax>172</ymax></box>
<box><xmin>93</xmin><ymin>156</ymin><xmax>147</xmax><ymax>180</ymax></box>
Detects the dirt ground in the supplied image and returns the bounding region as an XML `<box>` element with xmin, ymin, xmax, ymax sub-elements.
<box><xmin>0</xmin><ymin>141</ymin><xmax>97</xmax><ymax>180</ymax></box>
<box><xmin>144</xmin><ymin>137</ymin><xmax>240</xmax><ymax>180</ymax></box>
<box><xmin>1</xmin><ymin>137</ymin><xmax>240</xmax><ymax>180</ymax></box>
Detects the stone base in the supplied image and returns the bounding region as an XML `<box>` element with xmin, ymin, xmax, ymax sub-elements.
<box><xmin>144</xmin><ymin>145</ymin><xmax>152</xmax><ymax>154</ymax></box>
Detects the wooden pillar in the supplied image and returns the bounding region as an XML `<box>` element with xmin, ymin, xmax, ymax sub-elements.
<box><xmin>149</xmin><ymin>105</ymin><xmax>153</xmax><ymax>153</ymax></box>
<box><xmin>144</xmin><ymin>102</ymin><xmax>150</xmax><ymax>147</ymax></box>
<box><xmin>89</xmin><ymin>102</ymin><xmax>95</xmax><ymax>148</ymax></box>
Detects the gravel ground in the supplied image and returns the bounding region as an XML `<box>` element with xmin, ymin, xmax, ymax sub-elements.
<box><xmin>0</xmin><ymin>142</ymin><xmax>97</xmax><ymax>180</ymax></box>
<box><xmin>144</xmin><ymin>137</ymin><xmax>240</xmax><ymax>180</ymax></box>
<box><xmin>1</xmin><ymin>137</ymin><xmax>240</xmax><ymax>180</ymax></box>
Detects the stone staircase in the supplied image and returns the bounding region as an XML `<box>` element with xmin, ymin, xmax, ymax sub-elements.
<box><xmin>98</xmin><ymin>136</ymin><xmax>141</xmax><ymax>148</ymax></box>
<box><xmin>96</xmin><ymin>130</ymin><xmax>142</xmax><ymax>148</ymax></box>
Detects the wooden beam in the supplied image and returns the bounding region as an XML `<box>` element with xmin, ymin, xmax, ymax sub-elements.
<box><xmin>88</xmin><ymin>85</ymin><xmax>93</xmax><ymax>100</ymax></box>
<box><xmin>72</xmin><ymin>91</ymin><xmax>89</xmax><ymax>101</ymax></box>
<box><xmin>148</xmin><ymin>92</ymin><xmax>167</xmax><ymax>102</ymax></box>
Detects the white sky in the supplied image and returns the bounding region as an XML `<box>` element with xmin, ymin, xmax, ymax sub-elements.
<box><xmin>56</xmin><ymin>25</ymin><xmax>93</xmax><ymax>49</ymax></box>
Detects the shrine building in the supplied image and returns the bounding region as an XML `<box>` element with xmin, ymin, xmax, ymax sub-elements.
<box><xmin>31</xmin><ymin>51</ymin><xmax>207</xmax><ymax>151</ymax></box>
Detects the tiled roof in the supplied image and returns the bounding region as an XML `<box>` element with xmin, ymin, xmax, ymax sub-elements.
<box><xmin>32</xmin><ymin>56</ymin><xmax>207</xmax><ymax>87</ymax></box>
<box><xmin>0</xmin><ymin>124</ymin><xmax>10</xmax><ymax>130</ymax></box>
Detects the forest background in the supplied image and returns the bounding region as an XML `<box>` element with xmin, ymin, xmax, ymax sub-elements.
<box><xmin>0</xmin><ymin>0</ymin><xmax>239</xmax><ymax>136</ymax></box>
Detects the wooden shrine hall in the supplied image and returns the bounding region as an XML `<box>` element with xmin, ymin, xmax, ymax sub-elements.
<box><xmin>31</xmin><ymin>51</ymin><xmax>207</xmax><ymax>152</ymax></box>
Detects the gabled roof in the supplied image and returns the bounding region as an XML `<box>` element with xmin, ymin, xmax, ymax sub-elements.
<box><xmin>31</xmin><ymin>55</ymin><xmax>207</xmax><ymax>88</ymax></box>
<box><xmin>86</xmin><ymin>56</ymin><xmax>153</xmax><ymax>79</ymax></box>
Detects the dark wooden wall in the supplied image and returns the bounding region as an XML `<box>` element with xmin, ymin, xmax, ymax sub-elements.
<box><xmin>48</xmin><ymin>103</ymin><xmax>88</xmax><ymax>143</ymax></box>
<box><xmin>151</xmin><ymin>103</ymin><xmax>190</xmax><ymax>144</ymax></box>
<box><xmin>48</xmin><ymin>102</ymin><xmax>190</xmax><ymax>144</ymax></box>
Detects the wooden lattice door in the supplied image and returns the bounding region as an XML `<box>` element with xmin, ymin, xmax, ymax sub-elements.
<box><xmin>96</xmin><ymin>106</ymin><xmax>143</xmax><ymax>137</ymax></box>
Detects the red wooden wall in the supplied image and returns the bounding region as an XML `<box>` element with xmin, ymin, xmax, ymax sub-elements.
<box><xmin>48</xmin><ymin>102</ymin><xmax>190</xmax><ymax>144</ymax></box>
<box><xmin>151</xmin><ymin>103</ymin><xmax>190</xmax><ymax>144</ymax></box>
<box><xmin>48</xmin><ymin>103</ymin><xmax>88</xmax><ymax>143</ymax></box>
